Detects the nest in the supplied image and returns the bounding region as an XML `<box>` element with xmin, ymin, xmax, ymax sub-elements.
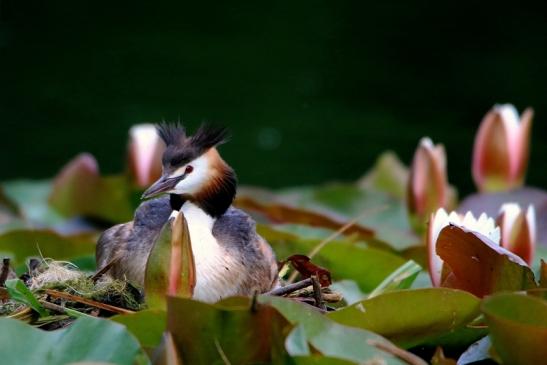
<box><xmin>0</xmin><ymin>259</ymin><xmax>144</xmax><ymax>323</ymax></box>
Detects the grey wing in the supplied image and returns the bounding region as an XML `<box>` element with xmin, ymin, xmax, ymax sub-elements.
<box><xmin>96</xmin><ymin>195</ymin><xmax>173</xmax><ymax>284</ymax></box>
<box><xmin>213</xmin><ymin>207</ymin><xmax>279</xmax><ymax>291</ymax></box>
<box><xmin>96</xmin><ymin>222</ymin><xmax>133</xmax><ymax>269</ymax></box>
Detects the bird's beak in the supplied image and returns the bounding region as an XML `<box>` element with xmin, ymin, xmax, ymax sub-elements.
<box><xmin>141</xmin><ymin>174</ymin><xmax>181</xmax><ymax>199</ymax></box>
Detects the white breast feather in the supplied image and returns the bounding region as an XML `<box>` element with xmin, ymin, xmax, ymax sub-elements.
<box><xmin>179</xmin><ymin>202</ymin><xmax>244</xmax><ymax>302</ymax></box>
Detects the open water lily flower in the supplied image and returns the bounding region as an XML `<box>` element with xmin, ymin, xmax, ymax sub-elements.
<box><xmin>497</xmin><ymin>203</ymin><xmax>536</xmax><ymax>265</ymax></box>
<box><xmin>128</xmin><ymin>124</ymin><xmax>165</xmax><ymax>188</ymax></box>
<box><xmin>407</xmin><ymin>137</ymin><xmax>449</xmax><ymax>233</ymax></box>
<box><xmin>472</xmin><ymin>104</ymin><xmax>533</xmax><ymax>192</ymax></box>
<box><xmin>427</xmin><ymin>208</ymin><xmax>500</xmax><ymax>287</ymax></box>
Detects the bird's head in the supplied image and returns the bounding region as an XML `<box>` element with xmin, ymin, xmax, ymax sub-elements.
<box><xmin>142</xmin><ymin>123</ymin><xmax>236</xmax><ymax>216</ymax></box>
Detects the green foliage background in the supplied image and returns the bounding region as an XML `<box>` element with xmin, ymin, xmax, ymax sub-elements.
<box><xmin>1</xmin><ymin>0</ymin><xmax>546</xmax><ymax>194</ymax></box>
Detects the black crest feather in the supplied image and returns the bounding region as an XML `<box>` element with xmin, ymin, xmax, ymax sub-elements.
<box><xmin>157</xmin><ymin>122</ymin><xmax>230</xmax><ymax>167</ymax></box>
<box><xmin>189</xmin><ymin>124</ymin><xmax>230</xmax><ymax>151</ymax></box>
<box><xmin>157</xmin><ymin>122</ymin><xmax>186</xmax><ymax>146</ymax></box>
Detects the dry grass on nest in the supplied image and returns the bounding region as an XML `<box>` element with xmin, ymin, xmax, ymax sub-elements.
<box><xmin>28</xmin><ymin>260</ymin><xmax>144</xmax><ymax>311</ymax></box>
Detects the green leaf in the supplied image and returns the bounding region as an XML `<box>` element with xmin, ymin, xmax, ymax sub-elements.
<box><xmin>0</xmin><ymin>186</ymin><xmax>21</xmax><ymax>227</ymax></box>
<box><xmin>291</xmin><ymin>356</ymin><xmax>359</xmax><ymax>365</ymax></box>
<box><xmin>111</xmin><ymin>309</ymin><xmax>167</xmax><ymax>352</ymax></box>
<box><xmin>358</xmin><ymin>151</ymin><xmax>408</xmax><ymax>199</ymax></box>
<box><xmin>259</xmin><ymin>295</ymin><xmax>408</xmax><ymax>365</ymax></box>
<box><xmin>330</xmin><ymin>280</ymin><xmax>367</xmax><ymax>305</ymax></box>
<box><xmin>167</xmin><ymin>296</ymin><xmax>290</xmax><ymax>365</ymax></box>
<box><xmin>327</xmin><ymin>288</ymin><xmax>482</xmax><ymax>348</ymax></box>
<box><xmin>144</xmin><ymin>212</ymin><xmax>196</xmax><ymax>310</ymax></box>
<box><xmin>5</xmin><ymin>278</ymin><xmax>47</xmax><ymax>316</ymax></box>
<box><xmin>540</xmin><ymin>259</ymin><xmax>547</xmax><ymax>288</ymax></box>
<box><xmin>482</xmin><ymin>293</ymin><xmax>547</xmax><ymax>365</ymax></box>
<box><xmin>2</xmin><ymin>180</ymin><xmax>65</xmax><ymax>227</ymax></box>
<box><xmin>145</xmin><ymin>219</ymin><xmax>174</xmax><ymax>310</ymax></box>
<box><xmin>437</xmin><ymin>225</ymin><xmax>537</xmax><ymax>297</ymax></box>
<box><xmin>152</xmin><ymin>332</ymin><xmax>183</xmax><ymax>365</ymax></box>
<box><xmin>0</xmin><ymin>316</ymin><xmax>147</xmax><ymax>365</ymax></box>
<box><xmin>236</xmin><ymin>194</ymin><xmax>375</xmax><ymax>240</ymax></box>
<box><xmin>239</xmin><ymin>183</ymin><xmax>419</xmax><ymax>250</ymax></box>
<box><xmin>0</xmin><ymin>229</ymin><xmax>95</xmax><ymax>269</ymax></box>
<box><xmin>285</xmin><ymin>324</ymin><xmax>311</xmax><ymax>356</ymax></box>
<box><xmin>368</xmin><ymin>260</ymin><xmax>421</xmax><ymax>298</ymax></box>
<box><xmin>307</xmin><ymin>184</ymin><xmax>418</xmax><ymax>250</ymax></box>
<box><xmin>269</xmin><ymin>236</ymin><xmax>406</xmax><ymax>292</ymax></box>
<box><xmin>48</xmin><ymin>154</ymin><xmax>134</xmax><ymax>223</ymax></box>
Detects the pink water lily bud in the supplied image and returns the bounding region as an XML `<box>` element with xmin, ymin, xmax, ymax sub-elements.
<box><xmin>497</xmin><ymin>203</ymin><xmax>536</xmax><ymax>265</ymax></box>
<box><xmin>48</xmin><ymin>153</ymin><xmax>101</xmax><ymax>216</ymax></box>
<box><xmin>427</xmin><ymin>208</ymin><xmax>500</xmax><ymax>286</ymax></box>
<box><xmin>472</xmin><ymin>104</ymin><xmax>533</xmax><ymax>192</ymax></box>
<box><xmin>128</xmin><ymin>124</ymin><xmax>165</xmax><ymax>188</ymax></box>
<box><xmin>407</xmin><ymin>138</ymin><xmax>449</xmax><ymax>233</ymax></box>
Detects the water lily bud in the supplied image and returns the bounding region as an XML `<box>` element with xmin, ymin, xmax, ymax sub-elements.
<box><xmin>128</xmin><ymin>124</ymin><xmax>165</xmax><ymax>188</ymax></box>
<box><xmin>407</xmin><ymin>138</ymin><xmax>449</xmax><ymax>233</ymax></box>
<box><xmin>48</xmin><ymin>153</ymin><xmax>101</xmax><ymax>216</ymax></box>
<box><xmin>472</xmin><ymin>104</ymin><xmax>533</xmax><ymax>192</ymax></box>
<box><xmin>427</xmin><ymin>208</ymin><xmax>500</xmax><ymax>287</ymax></box>
<box><xmin>497</xmin><ymin>203</ymin><xmax>536</xmax><ymax>265</ymax></box>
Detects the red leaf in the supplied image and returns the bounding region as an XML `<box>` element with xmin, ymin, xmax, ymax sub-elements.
<box><xmin>286</xmin><ymin>254</ymin><xmax>332</xmax><ymax>287</ymax></box>
<box><xmin>235</xmin><ymin>196</ymin><xmax>374</xmax><ymax>240</ymax></box>
<box><xmin>436</xmin><ymin>224</ymin><xmax>536</xmax><ymax>298</ymax></box>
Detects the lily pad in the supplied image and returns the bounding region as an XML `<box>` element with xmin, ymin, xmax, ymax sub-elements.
<box><xmin>482</xmin><ymin>293</ymin><xmax>547</xmax><ymax>365</ymax></box>
<box><xmin>235</xmin><ymin>195</ymin><xmax>375</xmax><ymax>240</ymax></box>
<box><xmin>167</xmin><ymin>296</ymin><xmax>290</xmax><ymax>365</ymax></box>
<box><xmin>239</xmin><ymin>183</ymin><xmax>418</xmax><ymax>250</ymax></box>
<box><xmin>2</xmin><ymin>179</ymin><xmax>65</xmax><ymax>227</ymax></box>
<box><xmin>0</xmin><ymin>317</ymin><xmax>146</xmax><ymax>365</ymax></box>
<box><xmin>259</xmin><ymin>295</ymin><xmax>408</xmax><ymax>365</ymax></box>
<box><xmin>0</xmin><ymin>229</ymin><xmax>96</xmax><ymax>269</ymax></box>
<box><xmin>291</xmin><ymin>356</ymin><xmax>359</xmax><ymax>365</ymax></box>
<box><xmin>268</xmin><ymin>236</ymin><xmax>406</xmax><ymax>292</ymax></box>
<box><xmin>111</xmin><ymin>309</ymin><xmax>167</xmax><ymax>353</ymax></box>
<box><xmin>327</xmin><ymin>288</ymin><xmax>482</xmax><ymax>348</ymax></box>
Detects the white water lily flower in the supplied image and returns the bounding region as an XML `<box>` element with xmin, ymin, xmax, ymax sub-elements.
<box><xmin>427</xmin><ymin>208</ymin><xmax>500</xmax><ymax>287</ymax></box>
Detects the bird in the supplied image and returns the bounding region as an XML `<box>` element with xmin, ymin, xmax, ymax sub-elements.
<box><xmin>96</xmin><ymin>123</ymin><xmax>279</xmax><ymax>303</ymax></box>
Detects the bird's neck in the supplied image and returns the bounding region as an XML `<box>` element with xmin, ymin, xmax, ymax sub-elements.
<box><xmin>169</xmin><ymin>163</ymin><xmax>237</xmax><ymax>218</ymax></box>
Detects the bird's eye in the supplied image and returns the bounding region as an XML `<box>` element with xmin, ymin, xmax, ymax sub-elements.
<box><xmin>185</xmin><ymin>165</ymin><xmax>194</xmax><ymax>174</ymax></box>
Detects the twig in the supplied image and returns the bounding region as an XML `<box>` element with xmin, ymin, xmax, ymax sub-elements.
<box><xmin>288</xmin><ymin>205</ymin><xmax>387</xmax><ymax>283</ymax></box>
<box><xmin>40</xmin><ymin>300</ymin><xmax>66</xmax><ymax>313</ymax></box>
<box><xmin>266</xmin><ymin>278</ymin><xmax>313</xmax><ymax>296</ymax></box>
<box><xmin>308</xmin><ymin>205</ymin><xmax>388</xmax><ymax>259</ymax></box>
<box><xmin>367</xmin><ymin>339</ymin><xmax>428</xmax><ymax>365</ymax></box>
<box><xmin>311</xmin><ymin>275</ymin><xmax>325</xmax><ymax>310</ymax></box>
<box><xmin>0</xmin><ymin>288</ymin><xmax>9</xmax><ymax>302</ymax></box>
<box><xmin>91</xmin><ymin>256</ymin><xmax>120</xmax><ymax>282</ymax></box>
<box><xmin>39</xmin><ymin>300</ymin><xmax>92</xmax><ymax>318</ymax></box>
<box><xmin>0</xmin><ymin>258</ymin><xmax>10</xmax><ymax>287</ymax></box>
<box><xmin>45</xmin><ymin>289</ymin><xmax>135</xmax><ymax>315</ymax></box>
<box><xmin>214</xmin><ymin>339</ymin><xmax>232</xmax><ymax>365</ymax></box>
<box><xmin>250</xmin><ymin>292</ymin><xmax>258</xmax><ymax>313</ymax></box>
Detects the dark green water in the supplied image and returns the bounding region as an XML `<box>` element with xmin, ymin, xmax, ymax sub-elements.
<box><xmin>1</xmin><ymin>1</ymin><xmax>546</xmax><ymax>195</ymax></box>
